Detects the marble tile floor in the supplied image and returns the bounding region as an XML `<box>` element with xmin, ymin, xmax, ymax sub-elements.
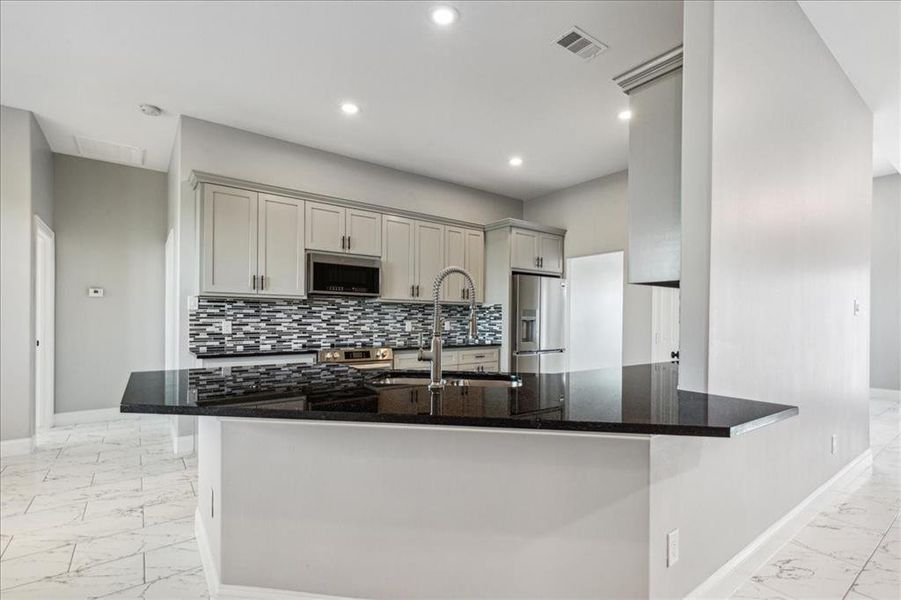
<box><xmin>733</xmin><ymin>393</ymin><xmax>900</xmax><ymax>600</ymax></box>
<box><xmin>1</xmin><ymin>416</ymin><xmax>207</xmax><ymax>599</ymax></box>
<box><xmin>1</xmin><ymin>394</ymin><xmax>897</xmax><ymax>600</ymax></box>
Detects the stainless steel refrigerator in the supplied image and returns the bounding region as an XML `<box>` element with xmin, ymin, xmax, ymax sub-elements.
<box><xmin>511</xmin><ymin>274</ymin><xmax>567</xmax><ymax>373</ymax></box>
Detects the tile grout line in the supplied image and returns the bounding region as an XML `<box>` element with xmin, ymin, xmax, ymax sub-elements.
<box><xmin>840</xmin><ymin>511</ymin><xmax>900</xmax><ymax>600</ymax></box>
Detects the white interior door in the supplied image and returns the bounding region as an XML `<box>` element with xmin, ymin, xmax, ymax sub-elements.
<box><xmin>34</xmin><ymin>216</ymin><xmax>55</xmax><ymax>429</ymax></box>
<box><xmin>258</xmin><ymin>194</ymin><xmax>305</xmax><ymax>296</ymax></box>
<box><xmin>566</xmin><ymin>252</ymin><xmax>624</xmax><ymax>372</ymax></box>
<box><xmin>651</xmin><ymin>286</ymin><xmax>680</xmax><ymax>362</ymax></box>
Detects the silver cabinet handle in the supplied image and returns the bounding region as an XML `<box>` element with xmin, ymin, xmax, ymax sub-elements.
<box><xmin>347</xmin><ymin>236</ymin><xmax>351</xmax><ymax>250</ymax></box>
<box><xmin>252</xmin><ymin>274</ymin><xmax>257</xmax><ymax>290</ymax></box>
<box><xmin>411</xmin><ymin>284</ymin><xmax>415</xmax><ymax>297</ymax></box>
<box><xmin>415</xmin><ymin>284</ymin><xmax>420</xmax><ymax>297</ymax></box>
<box><xmin>260</xmin><ymin>275</ymin><xmax>265</xmax><ymax>290</ymax></box>
<box><xmin>341</xmin><ymin>235</ymin><xmax>346</xmax><ymax>250</ymax></box>
<box><xmin>535</xmin><ymin>257</ymin><xmax>539</xmax><ymax>267</ymax></box>
<box><xmin>539</xmin><ymin>257</ymin><xmax>544</xmax><ymax>268</ymax></box>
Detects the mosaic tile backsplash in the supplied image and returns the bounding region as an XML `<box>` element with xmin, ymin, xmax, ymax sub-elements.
<box><xmin>189</xmin><ymin>297</ymin><xmax>503</xmax><ymax>355</ymax></box>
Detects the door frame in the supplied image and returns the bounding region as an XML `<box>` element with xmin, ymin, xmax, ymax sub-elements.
<box><xmin>34</xmin><ymin>216</ymin><xmax>55</xmax><ymax>430</ymax></box>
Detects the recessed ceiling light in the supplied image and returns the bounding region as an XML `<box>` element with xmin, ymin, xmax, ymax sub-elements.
<box><xmin>618</xmin><ymin>109</ymin><xmax>632</xmax><ymax>121</ymax></box>
<box><xmin>138</xmin><ymin>104</ymin><xmax>162</xmax><ymax>117</ymax></box>
<box><xmin>430</xmin><ymin>5</ymin><xmax>459</xmax><ymax>26</ymax></box>
<box><xmin>508</xmin><ymin>156</ymin><xmax>523</xmax><ymax>167</ymax></box>
<box><xmin>340</xmin><ymin>102</ymin><xmax>360</xmax><ymax>115</ymax></box>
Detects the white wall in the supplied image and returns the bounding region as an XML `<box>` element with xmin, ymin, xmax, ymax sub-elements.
<box><xmin>0</xmin><ymin>105</ymin><xmax>53</xmax><ymax>443</ymax></box>
<box><xmin>871</xmin><ymin>173</ymin><xmax>901</xmax><ymax>391</ymax></box>
<box><xmin>523</xmin><ymin>170</ymin><xmax>654</xmax><ymax>365</ymax></box>
<box><xmin>656</xmin><ymin>1</ymin><xmax>873</xmax><ymax>596</ymax></box>
<box><xmin>53</xmin><ymin>155</ymin><xmax>167</xmax><ymax>413</ymax></box>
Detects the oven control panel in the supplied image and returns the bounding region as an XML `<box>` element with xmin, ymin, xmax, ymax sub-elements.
<box><xmin>318</xmin><ymin>347</ymin><xmax>394</xmax><ymax>363</ymax></box>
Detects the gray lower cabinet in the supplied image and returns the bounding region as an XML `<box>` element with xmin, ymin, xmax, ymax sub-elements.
<box><xmin>393</xmin><ymin>348</ymin><xmax>499</xmax><ymax>372</ymax></box>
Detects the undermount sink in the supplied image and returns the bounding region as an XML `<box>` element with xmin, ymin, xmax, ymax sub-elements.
<box><xmin>369</xmin><ymin>371</ymin><xmax>523</xmax><ymax>388</ymax></box>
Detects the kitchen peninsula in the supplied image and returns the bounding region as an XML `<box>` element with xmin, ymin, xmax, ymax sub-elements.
<box><xmin>121</xmin><ymin>361</ymin><xmax>797</xmax><ymax>598</ymax></box>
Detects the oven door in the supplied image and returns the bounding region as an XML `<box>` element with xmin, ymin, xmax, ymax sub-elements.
<box><xmin>307</xmin><ymin>253</ymin><xmax>381</xmax><ymax>297</ymax></box>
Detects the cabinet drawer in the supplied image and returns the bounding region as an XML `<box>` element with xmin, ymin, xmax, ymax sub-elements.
<box><xmin>393</xmin><ymin>352</ymin><xmax>427</xmax><ymax>371</ymax></box>
<box><xmin>457</xmin><ymin>361</ymin><xmax>498</xmax><ymax>373</ymax></box>
<box><xmin>458</xmin><ymin>348</ymin><xmax>499</xmax><ymax>364</ymax></box>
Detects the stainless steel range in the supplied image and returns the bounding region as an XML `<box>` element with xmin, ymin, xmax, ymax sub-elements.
<box><xmin>317</xmin><ymin>347</ymin><xmax>394</xmax><ymax>370</ymax></box>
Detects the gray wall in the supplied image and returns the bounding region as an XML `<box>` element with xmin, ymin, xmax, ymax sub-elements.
<box><xmin>53</xmin><ymin>155</ymin><xmax>167</xmax><ymax>413</ymax></box>
<box><xmin>171</xmin><ymin>116</ymin><xmax>524</xmax><ymax>370</ymax></box>
<box><xmin>871</xmin><ymin>173</ymin><xmax>901</xmax><ymax>390</ymax></box>
<box><xmin>0</xmin><ymin>105</ymin><xmax>53</xmax><ymax>442</ymax></box>
<box><xmin>523</xmin><ymin>171</ymin><xmax>653</xmax><ymax>365</ymax></box>
<box><xmin>655</xmin><ymin>1</ymin><xmax>873</xmax><ymax>596</ymax></box>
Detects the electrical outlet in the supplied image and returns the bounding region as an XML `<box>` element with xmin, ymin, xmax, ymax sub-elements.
<box><xmin>87</xmin><ymin>287</ymin><xmax>104</xmax><ymax>298</ymax></box>
<box><xmin>220</xmin><ymin>320</ymin><xmax>232</xmax><ymax>334</ymax></box>
<box><xmin>667</xmin><ymin>529</ymin><xmax>680</xmax><ymax>567</ymax></box>
<box><xmin>853</xmin><ymin>299</ymin><xmax>861</xmax><ymax>316</ymax></box>
<box><xmin>444</xmin><ymin>320</ymin><xmax>451</xmax><ymax>332</ymax></box>
<box><xmin>405</xmin><ymin>321</ymin><xmax>413</xmax><ymax>333</ymax></box>
<box><xmin>187</xmin><ymin>296</ymin><xmax>198</xmax><ymax>311</ymax></box>
<box><xmin>831</xmin><ymin>434</ymin><xmax>838</xmax><ymax>455</ymax></box>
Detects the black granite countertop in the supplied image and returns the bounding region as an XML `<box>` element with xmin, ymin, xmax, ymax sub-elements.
<box><xmin>190</xmin><ymin>342</ymin><xmax>501</xmax><ymax>359</ymax></box>
<box><xmin>120</xmin><ymin>362</ymin><xmax>798</xmax><ymax>438</ymax></box>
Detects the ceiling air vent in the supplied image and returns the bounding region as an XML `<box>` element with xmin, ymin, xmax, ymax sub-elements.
<box><xmin>555</xmin><ymin>27</ymin><xmax>608</xmax><ymax>61</ymax></box>
<box><xmin>74</xmin><ymin>135</ymin><xmax>145</xmax><ymax>167</ymax></box>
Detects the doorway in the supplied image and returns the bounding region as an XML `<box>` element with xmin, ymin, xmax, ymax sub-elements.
<box><xmin>34</xmin><ymin>216</ymin><xmax>55</xmax><ymax>429</ymax></box>
<box><xmin>566</xmin><ymin>251</ymin><xmax>624</xmax><ymax>372</ymax></box>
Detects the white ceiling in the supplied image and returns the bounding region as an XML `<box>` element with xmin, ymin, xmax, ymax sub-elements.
<box><xmin>799</xmin><ymin>0</ymin><xmax>901</xmax><ymax>176</ymax></box>
<box><xmin>0</xmin><ymin>1</ymin><xmax>684</xmax><ymax>200</ymax></box>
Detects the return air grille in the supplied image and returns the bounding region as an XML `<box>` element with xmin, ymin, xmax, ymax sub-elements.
<box><xmin>74</xmin><ymin>135</ymin><xmax>146</xmax><ymax>167</ymax></box>
<box><xmin>556</xmin><ymin>27</ymin><xmax>608</xmax><ymax>61</ymax></box>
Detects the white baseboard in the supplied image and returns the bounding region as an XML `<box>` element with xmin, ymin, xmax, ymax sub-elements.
<box><xmin>53</xmin><ymin>407</ymin><xmax>122</xmax><ymax>426</ymax></box>
<box><xmin>173</xmin><ymin>434</ymin><xmax>195</xmax><ymax>456</ymax></box>
<box><xmin>195</xmin><ymin>509</ymin><xmax>361</xmax><ymax>600</ymax></box>
<box><xmin>686</xmin><ymin>448</ymin><xmax>874</xmax><ymax>600</ymax></box>
<box><xmin>870</xmin><ymin>387</ymin><xmax>901</xmax><ymax>401</ymax></box>
<box><xmin>0</xmin><ymin>436</ymin><xmax>35</xmax><ymax>457</ymax></box>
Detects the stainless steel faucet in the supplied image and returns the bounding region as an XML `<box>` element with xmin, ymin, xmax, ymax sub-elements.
<box><xmin>418</xmin><ymin>266</ymin><xmax>478</xmax><ymax>390</ymax></box>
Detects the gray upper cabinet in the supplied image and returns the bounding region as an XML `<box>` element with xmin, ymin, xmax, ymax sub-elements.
<box><xmin>201</xmin><ymin>186</ymin><xmax>305</xmax><ymax>297</ymax></box>
<box><xmin>201</xmin><ymin>185</ymin><xmax>259</xmax><ymax>295</ymax></box>
<box><xmin>381</xmin><ymin>215</ymin><xmax>416</xmax><ymax>301</ymax></box>
<box><xmin>345</xmin><ymin>208</ymin><xmax>382</xmax><ymax>256</ymax></box>
<box><xmin>414</xmin><ymin>221</ymin><xmax>445</xmax><ymax>300</ymax></box>
<box><xmin>305</xmin><ymin>201</ymin><xmax>345</xmax><ymax>253</ymax></box>
<box><xmin>510</xmin><ymin>227</ymin><xmax>563</xmax><ymax>275</ymax></box>
<box><xmin>444</xmin><ymin>227</ymin><xmax>484</xmax><ymax>302</ymax></box>
<box><xmin>511</xmin><ymin>228</ymin><xmax>540</xmax><ymax>271</ymax></box>
<box><xmin>616</xmin><ymin>46</ymin><xmax>682</xmax><ymax>286</ymax></box>
<box><xmin>257</xmin><ymin>193</ymin><xmax>305</xmax><ymax>297</ymax></box>
<box><xmin>305</xmin><ymin>201</ymin><xmax>382</xmax><ymax>256</ymax></box>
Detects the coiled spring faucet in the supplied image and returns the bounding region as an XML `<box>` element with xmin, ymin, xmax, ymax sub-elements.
<box><xmin>417</xmin><ymin>266</ymin><xmax>478</xmax><ymax>390</ymax></box>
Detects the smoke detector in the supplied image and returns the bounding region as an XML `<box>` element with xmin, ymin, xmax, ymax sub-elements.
<box><xmin>74</xmin><ymin>135</ymin><xmax>146</xmax><ymax>167</ymax></box>
<box><xmin>555</xmin><ymin>27</ymin><xmax>608</xmax><ymax>61</ymax></box>
<box><xmin>138</xmin><ymin>103</ymin><xmax>162</xmax><ymax>116</ymax></box>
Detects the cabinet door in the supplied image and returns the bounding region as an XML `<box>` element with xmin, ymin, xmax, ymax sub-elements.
<box><xmin>444</xmin><ymin>227</ymin><xmax>466</xmax><ymax>301</ymax></box>
<box><xmin>345</xmin><ymin>208</ymin><xmax>382</xmax><ymax>256</ymax></box>
<box><xmin>201</xmin><ymin>185</ymin><xmax>258</xmax><ymax>294</ymax></box>
<box><xmin>257</xmin><ymin>194</ymin><xmax>305</xmax><ymax>297</ymax></box>
<box><xmin>381</xmin><ymin>216</ymin><xmax>415</xmax><ymax>300</ymax></box>
<box><xmin>415</xmin><ymin>221</ymin><xmax>444</xmax><ymax>300</ymax></box>
<box><xmin>539</xmin><ymin>234</ymin><xmax>564</xmax><ymax>274</ymax></box>
<box><xmin>510</xmin><ymin>228</ymin><xmax>539</xmax><ymax>271</ymax></box>
<box><xmin>464</xmin><ymin>228</ymin><xmax>485</xmax><ymax>302</ymax></box>
<box><xmin>305</xmin><ymin>201</ymin><xmax>345</xmax><ymax>252</ymax></box>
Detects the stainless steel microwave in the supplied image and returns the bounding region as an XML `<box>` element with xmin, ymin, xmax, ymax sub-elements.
<box><xmin>306</xmin><ymin>252</ymin><xmax>381</xmax><ymax>297</ymax></box>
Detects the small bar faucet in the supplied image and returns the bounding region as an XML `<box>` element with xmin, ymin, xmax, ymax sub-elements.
<box><xmin>418</xmin><ymin>266</ymin><xmax>478</xmax><ymax>390</ymax></box>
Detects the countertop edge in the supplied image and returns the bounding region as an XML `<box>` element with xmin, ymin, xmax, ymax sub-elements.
<box><xmin>190</xmin><ymin>343</ymin><xmax>502</xmax><ymax>359</ymax></box>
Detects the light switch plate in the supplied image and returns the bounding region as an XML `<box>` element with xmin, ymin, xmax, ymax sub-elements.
<box><xmin>87</xmin><ymin>287</ymin><xmax>104</xmax><ymax>298</ymax></box>
<box><xmin>444</xmin><ymin>320</ymin><xmax>451</xmax><ymax>332</ymax></box>
<box><xmin>405</xmin><ymin>321</ymin><xmax>413</xmax><ymax>333</ymax></box>
<box><xmin>221</xmin><ymin>320</ymin><xmax>232</xmax><ymax>334</ymax></box>
<box><xmin>667</xmin><ymin>529</ymin><xmax>680</xmax><ymax>567</ymax></box>
<box><xmin>188</xmin><ymin>296</ymin><xmax>199</xmax><ymax>311</ymax></box>
<box><xmin>831</xmin><ymin>434</ymin><xmax>838</xmax><ymax>455</ymax></box>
